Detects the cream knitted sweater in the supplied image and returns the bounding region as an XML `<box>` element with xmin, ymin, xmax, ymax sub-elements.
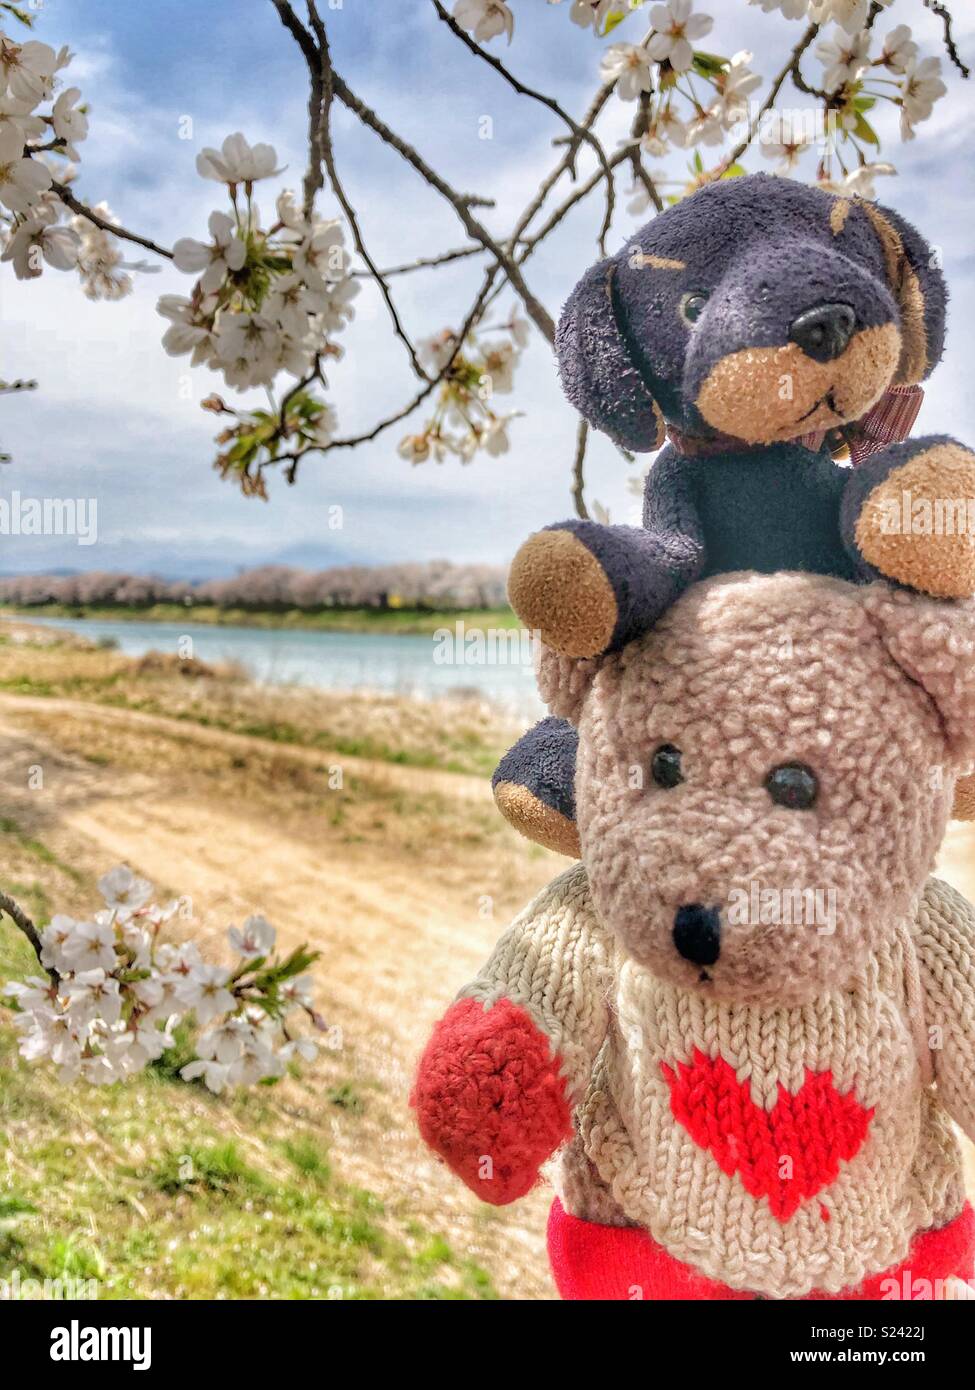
<box><xmin>459</xmin><ymin>863</ymin><xmax>975</xmax><ymax>1299</ymax></box>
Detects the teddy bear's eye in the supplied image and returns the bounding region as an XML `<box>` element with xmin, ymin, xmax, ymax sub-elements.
<box><xmin>679</xmin><ymin>291</ymin><xmax>709</xmax><ymax>326</ymax></box>
<box><xmin>765</xmin><ymin>762</ymin><xmax>819</xmax><ymax>810</ymax></box>
<box><xmin>651</xmin><ymin>744</ymin><xmax>684</xmax><ymax>789</ymax></box>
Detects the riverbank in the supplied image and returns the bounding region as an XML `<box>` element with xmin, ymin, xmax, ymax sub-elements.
<box><xmin>0</xmin><ymin>602</ymin><xmax>518</xmax><ymax>636</ymax></box>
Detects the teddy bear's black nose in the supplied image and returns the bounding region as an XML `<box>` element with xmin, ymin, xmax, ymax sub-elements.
<box><xmin>672</xmin><ymin>904</ymin><xmax>721</xmax><ymax>966</ymax></box>
<box><xmin>788</xmin><ymin>303</ymin><xmax>857</xmax><ymax>363</ymax></box>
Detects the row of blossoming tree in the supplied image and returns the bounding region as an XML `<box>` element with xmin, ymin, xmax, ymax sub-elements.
<box><xmin>0</xmin><ymin>0</ymin><xmax>968</xmax><ymax>1090</ymax></box>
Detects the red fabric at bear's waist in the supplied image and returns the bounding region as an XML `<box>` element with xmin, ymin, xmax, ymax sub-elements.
<box><xmin>547</xmin><ymin>1198</ymin><xmax>975</xmax><ymax>1301</ymax></box>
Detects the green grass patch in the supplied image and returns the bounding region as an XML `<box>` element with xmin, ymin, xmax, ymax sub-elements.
<box><xmin>1</xmin><ymin>603</ymin><xmax>518</xmax><ymax>637</ymax></box>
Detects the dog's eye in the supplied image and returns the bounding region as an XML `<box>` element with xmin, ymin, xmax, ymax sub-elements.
<box><xmin>765</xmin><ymin>762</ymin><xmax>818</xmax><ymax>810</ymax></box>
<box><xmin>679</xmin><ymin>291</ymin><xmax>709</xmax><ymax>326</ymax></box>
<box><xmin>651</xmin><ymin>744</ymin><xmax>684</xmax><ymax>789</ymax></box>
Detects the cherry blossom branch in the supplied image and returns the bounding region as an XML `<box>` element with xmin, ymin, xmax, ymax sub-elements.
<box><xmin>923</xmin><ymin>0</ymin><xmax>971</xmax><ymax>79</ymax></box>
<box><xmin>430</xmin><ymin>0</ymin><xmax>616</xmax><ymax>254</ymax></box>
<box><xmin>0</xmin><ymin>890</ymin><xmax>58</xmax><ymax>986</ymax></box>
<box><xmin>724</xmin><ymin>21</ymin><xmax>822</xmax><ymax>168</ymax></box>
<box><xmin>273</xmin><ymin>260</ymin><xmax>502</xmax><ymax>481</ymax></box>
<box><xmin>49</xmin><ymin>180</ymin><xmax>174</xmax><ymax>261</ymax></box>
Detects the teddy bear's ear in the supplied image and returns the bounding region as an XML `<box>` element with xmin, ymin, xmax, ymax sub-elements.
<box><xmin>858</xmin><ymin>199</ymin><xmax>947</xmax><ymax>385</ymax></box>
<box><xmin>556</xmin><ymin>258</ymin><xmax>666</xmax><ymax>452</ymax></box>
<box><xmin>862</xmin><ymin>585</ymin><xmax>975</xmax><ymax>765</ymax></box>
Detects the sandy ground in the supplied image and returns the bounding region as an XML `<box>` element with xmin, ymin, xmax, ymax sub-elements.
<box><xmin>0</xmin><ymin>686</ymin><xmax>972</xmax><ymax>1297</ymax></box>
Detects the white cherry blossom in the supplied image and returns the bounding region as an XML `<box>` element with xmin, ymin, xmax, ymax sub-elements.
<box><xmin>98</xmin><ymin>864</ymin><xmax>153</xmax><ymax>917</ymax></box>
<box><xmin>1</xmin><ymin>207</ymin><xmax>79</xmax><ymax>278</ymax></box>
<box><xmin>600</xmin><ymin>44</ymin><xmax>654</xmax><ymax>101</ymax></box>
<box><xmin>816</xmin><ymin>28</ymin><xmax>870</xmax><ymax>94</ymax></box>
<box><xmin>177</xmin><ymin>963</ymin><xmax>235</xmax><ymax>1024</ymax></box>
<box><xmin>881</xmin><ymin>25</ymin><xmax>918</xmax><ymax>75</ymax></box>
<box><xmin>452</xmin><ymin>0</ymin><xmax>514</xmax><ymax>44</ymax></box>
<box><xmin>180</xmin><ymin>1057</ymin><xmax>232</xmax><ymax>1093</ymax></box>
<box><xmin>72</xmin><ymin>205</ymin><xmax>133</xmax><ymax>300</ymax></box>
<box><xmin>51</xmin><ymin>86</ymin><xmax>88</xmax><ymax>160</ymax></box>
<box><xmin>228</xmin><ymin>913</ymin><xmax>277</xmax><ymax>959</ymax></box>
<box><xmin>646</xmin><ymin>1</ymin><xmax>713</xmax><ymax>75</ymax></box>
<box><xmin>748</xmin><ymin>0</ymin><xmax>809</xmax><ymax>18</ymax></box>
<box><xmin>0</xmin><ymin>90</ymin><xmax>44</xmax><ymax>142</ymax></box>
<box><xmin>0</xmin><ymin>35</ymin><xmax>58</xmax><ymax>104</ymax></box>
<box><xmin>172</xmin><ymin>210</ymin><xmax>247</xmax><ymax>294</ymax></box>
<box><xmin>566</xmin><ymin>0</ymin><xmax>617</xmax><ymax>30</ymax></box>
<box><xmin>0</xmin><ymin>123</ymin><xmax>50</xmax><ymax>213</ymax></box>
<box><xmin>841</xmin><ymin>161</ymin><xmax>896</xmax><ymax>200</ymax></box>
<box><xmin>810</xmin><ymin>0</ymin><xmax>890</xmax><ymax>30</ymax></box>
<box><xmin>65</xmin><ymin>969</ymin><xmax>123</xmax><ymax>1026</ymax></box>
<box><xmin>196</xmin><ymin>132</ymin><xmax>281</xmax><ymax>185</ymax></box>
<box><xmin>899</xmin><ymin>56</ymin><xmax>947</xmax><ymax>140</ymax></box>
<box><xmin>61</xmin><ymin>919</ymin><xmax>118</xmax><ymax>974</ymax></box>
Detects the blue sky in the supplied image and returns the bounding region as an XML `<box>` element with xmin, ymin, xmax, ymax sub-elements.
<box><xmin>2</xmin><ymin>0</ymin><xmax>974</xmax><ymax>579</ymax></box>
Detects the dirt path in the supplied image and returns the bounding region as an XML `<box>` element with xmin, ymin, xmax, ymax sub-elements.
<box><xmin>1</xmin><ymin>689</ymin><xmax>972</xmax><ymax>1295</ymax></box>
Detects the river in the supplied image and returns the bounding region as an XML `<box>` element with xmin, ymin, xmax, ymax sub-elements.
<box><xmin>15</xmin><ymin>614</ymin><xmax>544</xmax><ymax>718</ymax></box>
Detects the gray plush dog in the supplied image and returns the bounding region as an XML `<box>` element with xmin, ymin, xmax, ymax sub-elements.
<box><xmin>494</xmin><ymin>173</ymin><xmax>975</xmax><ymax>855</ymax></box>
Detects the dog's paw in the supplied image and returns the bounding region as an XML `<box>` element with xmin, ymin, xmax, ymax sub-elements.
<box><xmin>855</xmin><ymin>442</ymin><xmax>975</xmax><ymax>598</ymax></box>
<box><xmin>508</xmin><ymin>527</ymin><xmax>618</xmax><ymax>658</ymax></box>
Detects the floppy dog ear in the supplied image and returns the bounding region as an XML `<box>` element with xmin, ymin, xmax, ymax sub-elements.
<box><xmin>557</xmin><ymin>258</ymin><xmax>666</xmax><ymax>452</ymax></box>
<box><xmin>859</xmin><ymin>199</ymin><xmax>947</xmax><ymax>385</ymax></box>
<box><xmin>862</xmin><ymin>584</ymin><xmax>975</xmax><ymax>766</ymax></box>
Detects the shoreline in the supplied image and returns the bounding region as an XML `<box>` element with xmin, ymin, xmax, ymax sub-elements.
<box><xmin>0</xmin><ymin>602</ymin><xmax>518</xmax><ymax>637</ymax></box>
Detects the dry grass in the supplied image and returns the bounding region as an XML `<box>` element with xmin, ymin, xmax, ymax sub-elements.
<box><xmin>0</xmin><ymin>622</ymin><xmax>522</xmax><ymax>777</ymax></box>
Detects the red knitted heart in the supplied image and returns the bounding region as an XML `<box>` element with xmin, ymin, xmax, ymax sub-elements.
<box><xmin>661</xmin><ymin>1050</ymin><xmax>874</xmax><ymax>1223</ymax></box>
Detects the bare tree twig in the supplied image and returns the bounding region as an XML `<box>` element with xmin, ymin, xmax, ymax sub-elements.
<box><xmin>298</xmin><ymin>6</ymin><xmax>326</xmax><ymax>216</ymax></box>
<box><xmin>923</xmin><ymin>0</ymin><xmax>971</xmax><ymax>79</ymax></box>
<box><xmin>508</xmin><ymin>80</ymin><xmax>616</xmax><ymax>255</ymax></box>
<box><xmin>329</xmin><ymin>71</ymin><xmax>555</xmax><ymax>341</ymax></box>
<box><xmin>350</xmin><ymin>244</ymin><xmax>487</xmax><ymax>278</ymax></box>
<box><xmin>304</xmin><ymin>3</ymin><xmax>427</xmax><ymax>379</ymax></box>
<box><xmin>571</xmin><ymin>418</ymin><xmax>590</xmax><ymax>521</ymax></box>
<box><xmin>49</xmin><ymin>181</ymin><xmax>174</xmax><ymax>260</ymax></box>
<box><xmin>627</xmin><ymin>91</ymin><xmax>664</xmax><ymax>214</ymax></box>
<box><xmin>0</xmin><ymin>890</ymin><xmax>58</xmax><ymax>987</ymax></box>
<box><xmin>273</xmin><ymin>0</ymin><xmax>554</xmax><ymax>341</ymax></box>
<box><xmin>518</xmin><ymin>145</ymin><xmax>633</xmax><ymax>261</ymax></box>
<box><xmin>431</xmin><ymin>0</ymin><xmax>616</xmax><ymax>254</ymax></box>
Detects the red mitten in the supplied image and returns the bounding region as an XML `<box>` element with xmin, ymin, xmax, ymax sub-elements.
<box><xmin>411</xmin><ymin>996</ymin><xmax>573</xmax><ymax>1204</ymax></box>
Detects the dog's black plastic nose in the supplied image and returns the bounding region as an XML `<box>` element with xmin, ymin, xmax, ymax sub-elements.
<box><xmin>673</xmin><ymin>904</ymin><xmax>721</xmax><ymax>966</ymax></box>
<box><xmin>788</xmin><ymin>303</ymin><xmax>856</xmax><ymax>363</ymax></box>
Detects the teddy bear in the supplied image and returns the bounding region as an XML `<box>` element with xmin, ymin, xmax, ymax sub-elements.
<box><xmin>413</xmin><ymin>569</ymin><xmax>975</xmax><ymax>1300</ymax></box>
<box><xmin>492</xmin><ymin>173</ymin><xmax>975</xmax><ymax>858</ymax></box>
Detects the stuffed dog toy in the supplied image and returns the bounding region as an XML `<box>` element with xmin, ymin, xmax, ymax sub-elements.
<box><xmin>414</xmin><ymin>571</ymin><xmax>975</xmax><ymax>1299</ymax></box>
<box><xmin>494</xmin><ymin>174</ymin><xmax>975</xmax><ymax>856</ymax></box>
